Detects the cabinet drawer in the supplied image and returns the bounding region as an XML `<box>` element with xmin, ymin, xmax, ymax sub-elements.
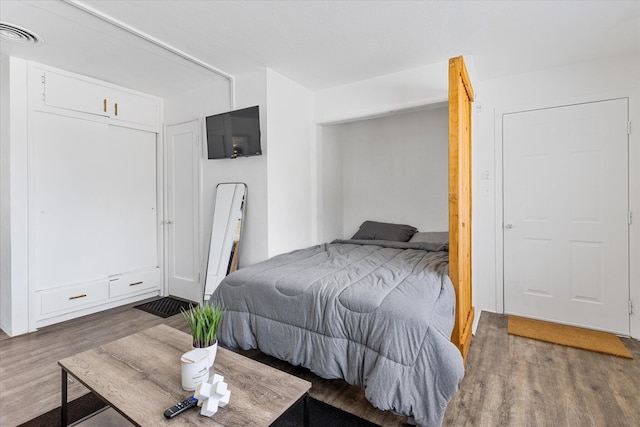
<box><xmin>109</xmin><ymin>269</ymin><xmax>160</xmax><ymax>298</ymax></box>
<box><xmin>40</xmin><ymin>280</ymin><xmax>109</xmax><ymax>315</ymax></box>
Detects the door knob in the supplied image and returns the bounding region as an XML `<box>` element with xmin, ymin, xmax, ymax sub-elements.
<box><xmin>166</xmin><ymin>220</ymin><xmax>173</xmax><ymax>225</ymax></box>
<box><xmin>505</xmin><ymin>223</ymin><xmax>513</xmax><ymax>229</ymax></box>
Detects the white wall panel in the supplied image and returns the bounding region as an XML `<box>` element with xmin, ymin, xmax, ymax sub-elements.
<box><xmin>314</xmin><ymin>61</ymin><xmax>448</xmax><ymax>124</ymax></box>
<box><xmin>321</xmin><ymin>106</ymin><xmax>448</xmax><ymax>239</ymax></box>
<box><xmin>266</xmin><ymin>69</ymin><xmax>314</xmax><ymax>257</ymax></box>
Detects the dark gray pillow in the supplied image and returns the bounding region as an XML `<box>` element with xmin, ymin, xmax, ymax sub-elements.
<box><xmin>350</xmin><ymin>220</ymin><xmax>417</xmax><ymax>242</ymax></box>
<box><xmin>409</xmin><ymin>231</ymin><xmax>449</xmax><ymax>245</ymax></box>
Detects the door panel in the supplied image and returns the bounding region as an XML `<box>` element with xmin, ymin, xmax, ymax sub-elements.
<box><xmin>107</xmin><ymin>126</ymin><xmax>158</xmax><ymax>275</ymax></box>
<box><xmin>166</xmin><ymin>120</ymin><xmax>201</xmax><ymax>303</ymax></box>
<box><xmin>31</xmin><ymin>112</ymin><xmax>110</xmax><ymax>290</ymax></box>
<box><xmin>503</xmin><ymin>98</ymin><xmax>629</xmax><ymax>334</ymax></box>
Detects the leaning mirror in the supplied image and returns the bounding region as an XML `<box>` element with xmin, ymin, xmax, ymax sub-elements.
<box><xmin>203</xmin><ymin>182</ymin><xmax>247</xmax><ymax>303</ymax></box>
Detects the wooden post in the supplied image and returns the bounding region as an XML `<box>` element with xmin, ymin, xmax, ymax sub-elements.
<box><xmin>448</xmin><ymin>56</ymin><xmax>475</xmax><ymax>362</ymax></box>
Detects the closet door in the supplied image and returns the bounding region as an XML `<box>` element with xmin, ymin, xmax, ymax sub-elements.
<box><xmin>31</xmin><ymin>112</ymin><xmax>110</xmax><ymax>290</ymax></box>
<box><xmin>107</xmin><ymin>125</ymin><xmax>158</xmax><ymax>275</ymax></box>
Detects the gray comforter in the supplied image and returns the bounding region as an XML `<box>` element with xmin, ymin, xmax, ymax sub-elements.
<box><xmin>210</xmin><ymin>240</ymin><xmax>464</xmax><ymax>427</ymax></box>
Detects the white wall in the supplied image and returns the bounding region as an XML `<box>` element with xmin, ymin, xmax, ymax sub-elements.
<box><xmin>0</xmin><ymin>57</ymin><xmax>30</xmax><ymax>336</ymax></box>
<box><xmin>265</xmin><ymin>69</ymin><xmax>314</xmax><ymax>256</ymax></box>
<box><xmin>164</xmin><ymin>68</ymin><xmax>316</xmax><ymax>295</ymax></box>
<box><xmin>0</xmin><ymin>57</ymin><xmax>11</xmax><ymax>332</ymax></box>
<box><xmin>163</xmin><ymin>76</ymin><xmax>230</xmax><ymax>125</ymax></box>
<box><xmin>314</xmin><ymin>60</ymin><xmax>449</xmax><ymax>124</ymax></box>
<box><xmin>313</xmin><ymin>60</ymin><xmax>452</xmax><ymax>243</ymax></box>
<box><xmin>473</xmin><ymin>53</ymin><xmax>640</xmax><ymax>338</ymax></box>
<box><xmin>323</xmin><ymin>106</ymin><xmax>448</xmax><ymax>238</ymax></box>
<box><xmin>190</xmin><ymin>70</ymin><xmax>269</xmax><ymax>269</ymax></box>
<box><xmin>316</xmin><ymin>125</ymin><xmax>343</xmax><ymax>242</ymax></box>
<box><xmin>163</xmin><ymin>70</ymin><xmax>269</xmax><ymax>270</ymax></box>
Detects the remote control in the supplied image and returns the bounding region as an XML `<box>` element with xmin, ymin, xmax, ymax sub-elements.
<box><xmin>163</xmin><ymin>396</ymin><xmax>198</xmax><ymax>419</ymax></box>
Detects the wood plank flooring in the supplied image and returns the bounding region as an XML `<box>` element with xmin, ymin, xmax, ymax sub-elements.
<box><xmin>0</xmin><ymin>299</ymin><xmax>191</xmax><ymax>426</ymax></box>
<box><xmin>445</xmin><ymin>313</ymin><xmax>640</xmax><ymax>427</ymax></box>
<box><xmin>1</xmin><ymin>304</ymin><xmax>638</xmax><ymax>426</ymax></box>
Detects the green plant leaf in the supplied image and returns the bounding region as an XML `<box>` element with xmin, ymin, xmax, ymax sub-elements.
<box><xmin>181</xmin><ymin>302</ymin><xmax>225</xmax><ymax>348</ymax></box>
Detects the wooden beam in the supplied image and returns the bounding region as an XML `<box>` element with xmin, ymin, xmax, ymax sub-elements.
<box><xmin>448</xmin><ymin>55</ymin><xmax>474</xmax><ymax>362</ymax></box>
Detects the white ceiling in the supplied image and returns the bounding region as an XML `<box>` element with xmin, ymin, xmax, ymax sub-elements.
<box><xmin>1</xmin><ymin>0</ymin><xmax>638</xmax><ymax>98</ymax></box>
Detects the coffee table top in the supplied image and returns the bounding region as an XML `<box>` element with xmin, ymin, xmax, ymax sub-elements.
<box><xmin>58</xmin><ymin>324</ymin><xmax>311</xmax><ymax>426</ymax></box>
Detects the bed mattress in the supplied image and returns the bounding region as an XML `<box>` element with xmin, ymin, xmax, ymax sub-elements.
<box><xmin>211</xmin><ymin>239</ymin><xmax>464</xmax><ymax>427</ymax></box>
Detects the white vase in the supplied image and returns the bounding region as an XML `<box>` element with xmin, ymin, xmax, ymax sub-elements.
<box><xmin>181</xmin><ymin>348</ymin><xmax>210</xmax><ymax>391</ymax></box>
<box><xmin>193</xmin><ymin>341</ymin><xmax>218</xmax><ymax>369</ymax></box>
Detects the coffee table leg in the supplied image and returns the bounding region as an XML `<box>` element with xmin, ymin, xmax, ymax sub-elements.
<box><xmin>61</xmin><ymin>369</ymin><xmax>68</xmax><ymax>426</ymax></box>
<box><xmin>303</xmin><ymin>392</ymin><xmax>309</xmax><ymax>427</ymax></box>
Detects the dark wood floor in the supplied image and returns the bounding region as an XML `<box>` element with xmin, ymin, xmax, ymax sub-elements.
<box><xmin>1</xmin><ymin>304</ymin><xmax>638</xmax><ymax>426</ymax></box>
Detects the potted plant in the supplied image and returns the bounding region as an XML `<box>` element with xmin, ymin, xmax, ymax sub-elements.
<box><xmin>181</xmin><ymin>303</ymin><xmax>225</xmax><ymax>367</ymax></box>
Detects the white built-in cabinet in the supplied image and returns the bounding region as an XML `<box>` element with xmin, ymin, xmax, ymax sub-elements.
<box><xmin>42</xmin><ymin>68</ymin><xmax>159</xmax><ymax>128</ymax></box>
<box><xmin>25</xmin><ymin>62</ymin><xmax>162</xmax><ymax>329</ymax></box>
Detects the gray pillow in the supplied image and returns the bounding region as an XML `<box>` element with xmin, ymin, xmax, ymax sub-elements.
<box><xmin>350</xmin><ymin>220</ymin><xmax>417</xmax><ymax>242</ymax></box>
<box><xmin>409</xmin><ymin>231</ymin><xmax>449</xmax><ymax>245</ymax></box>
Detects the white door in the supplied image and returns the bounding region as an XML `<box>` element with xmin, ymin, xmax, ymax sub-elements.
<box><xmin>31</xmin><ymin>112</ymin><xmax>110</xmax><ymax>290</ymax></box>
<box><xmin>503</xmin><ymin>98</ymin><xmax>629</xmax><ymax>334</ymax></box>
<box><xmin>166</xmin><ymin>120</ymin><xmax>201</xmax><ymax>303</ymax></box>
<box><xmin>108</xmin><ymin>126</ymin><xmax>158</xmax><ymax>275</ymax></box>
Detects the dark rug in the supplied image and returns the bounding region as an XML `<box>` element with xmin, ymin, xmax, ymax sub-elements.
<box><xmin>20</xmin><ymin>392</ymin><xmax>380</xmax><ymax>426</ymax></box>
<box><xmin>274</xmin><ymin>396</ymin><xmax>380</xmax><ymax>427</ymax></box>
<box><xmin>134</xmin><ymin>296</ymin><xmax>195</xmax><ymax>318</ymax></box>
<box><xmin>18</xmin><ymin>393</ymin><xmax>107</xmax><ymax>427</ymax></box>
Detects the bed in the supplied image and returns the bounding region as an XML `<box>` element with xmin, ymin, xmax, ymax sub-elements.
<box><xmin>212</xmin><ymin>228</ymin><xmax>462</xmax><ymax>426</ymax></box>
<box><xmin>211</xmin><ymin>55</ymin><xmax>475</xmax><ymax>427</ymax></box>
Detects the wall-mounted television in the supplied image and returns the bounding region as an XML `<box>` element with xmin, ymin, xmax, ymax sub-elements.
<box><xmin>206</xmin><ymin>106</ymin><xmax>262</xmax><ymax>159</ymax></box>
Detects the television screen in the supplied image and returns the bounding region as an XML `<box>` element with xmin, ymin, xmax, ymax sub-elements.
<box><xmin>206</xmin><ymin>106</ymin><xmax>262</xmax><ymax>159</ymax></box>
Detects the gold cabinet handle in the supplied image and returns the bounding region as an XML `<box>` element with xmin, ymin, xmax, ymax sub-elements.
<box><xmin>129</xmin><ymin>281</ymin><xmax>143</xmax><ymax>287</ymax></box>
<box><xmin>114</xmin><ymin>102</ymin><xmax>118</xmax><ymax>116</ymax></box>
<box><xmin>103</xmin><ymin>99</ymin><xmax>107</xmax><ymax>113</ymax></box>
<box><xmin>69</xmin><ymin>294</ymin><xmax>87</xmax><ymax>300</ymax></box>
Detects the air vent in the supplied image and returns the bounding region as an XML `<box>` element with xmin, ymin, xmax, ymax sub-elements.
<box><xmin>0</xmin><ymin>22</ymin><xmax>43</xmax><ymax>45</ymax></box>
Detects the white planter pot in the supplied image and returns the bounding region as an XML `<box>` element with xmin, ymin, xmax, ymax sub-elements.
<box><xmin>193</xmin><ymin>341</ymin><xmax>218</xmax><ymax>369</ymax></box>
<box><xmin>181</xmin><ymin>348</ymin><xmax>210</xmax><ymax>391</ymax></box>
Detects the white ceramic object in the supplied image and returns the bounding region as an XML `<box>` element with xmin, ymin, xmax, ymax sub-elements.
<box><xmin>193</xmin><ymin>341</ymin><xmax>218</xmax><ymax>369</ymax></box>
<box><xmin>194</xmin><ymin>373</ymin><xmax>231</xmax><ymax>417</ymax></box>
<box><xmin>204</xmin><ymin>341</ymin><xmax>218</xmax><ymax>368</ymax></box>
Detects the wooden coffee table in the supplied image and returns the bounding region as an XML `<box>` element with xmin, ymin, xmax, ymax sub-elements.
<box><xmin>58</xmin><ymin>324</ymin><xmax>311</xmax><ymax>426</ymax></box>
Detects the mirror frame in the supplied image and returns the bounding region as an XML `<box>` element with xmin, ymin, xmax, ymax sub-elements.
<box><xmin>203</xmin><ymin>182</ymin><xmax>247</xmax><ymax>303</ymax></box>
